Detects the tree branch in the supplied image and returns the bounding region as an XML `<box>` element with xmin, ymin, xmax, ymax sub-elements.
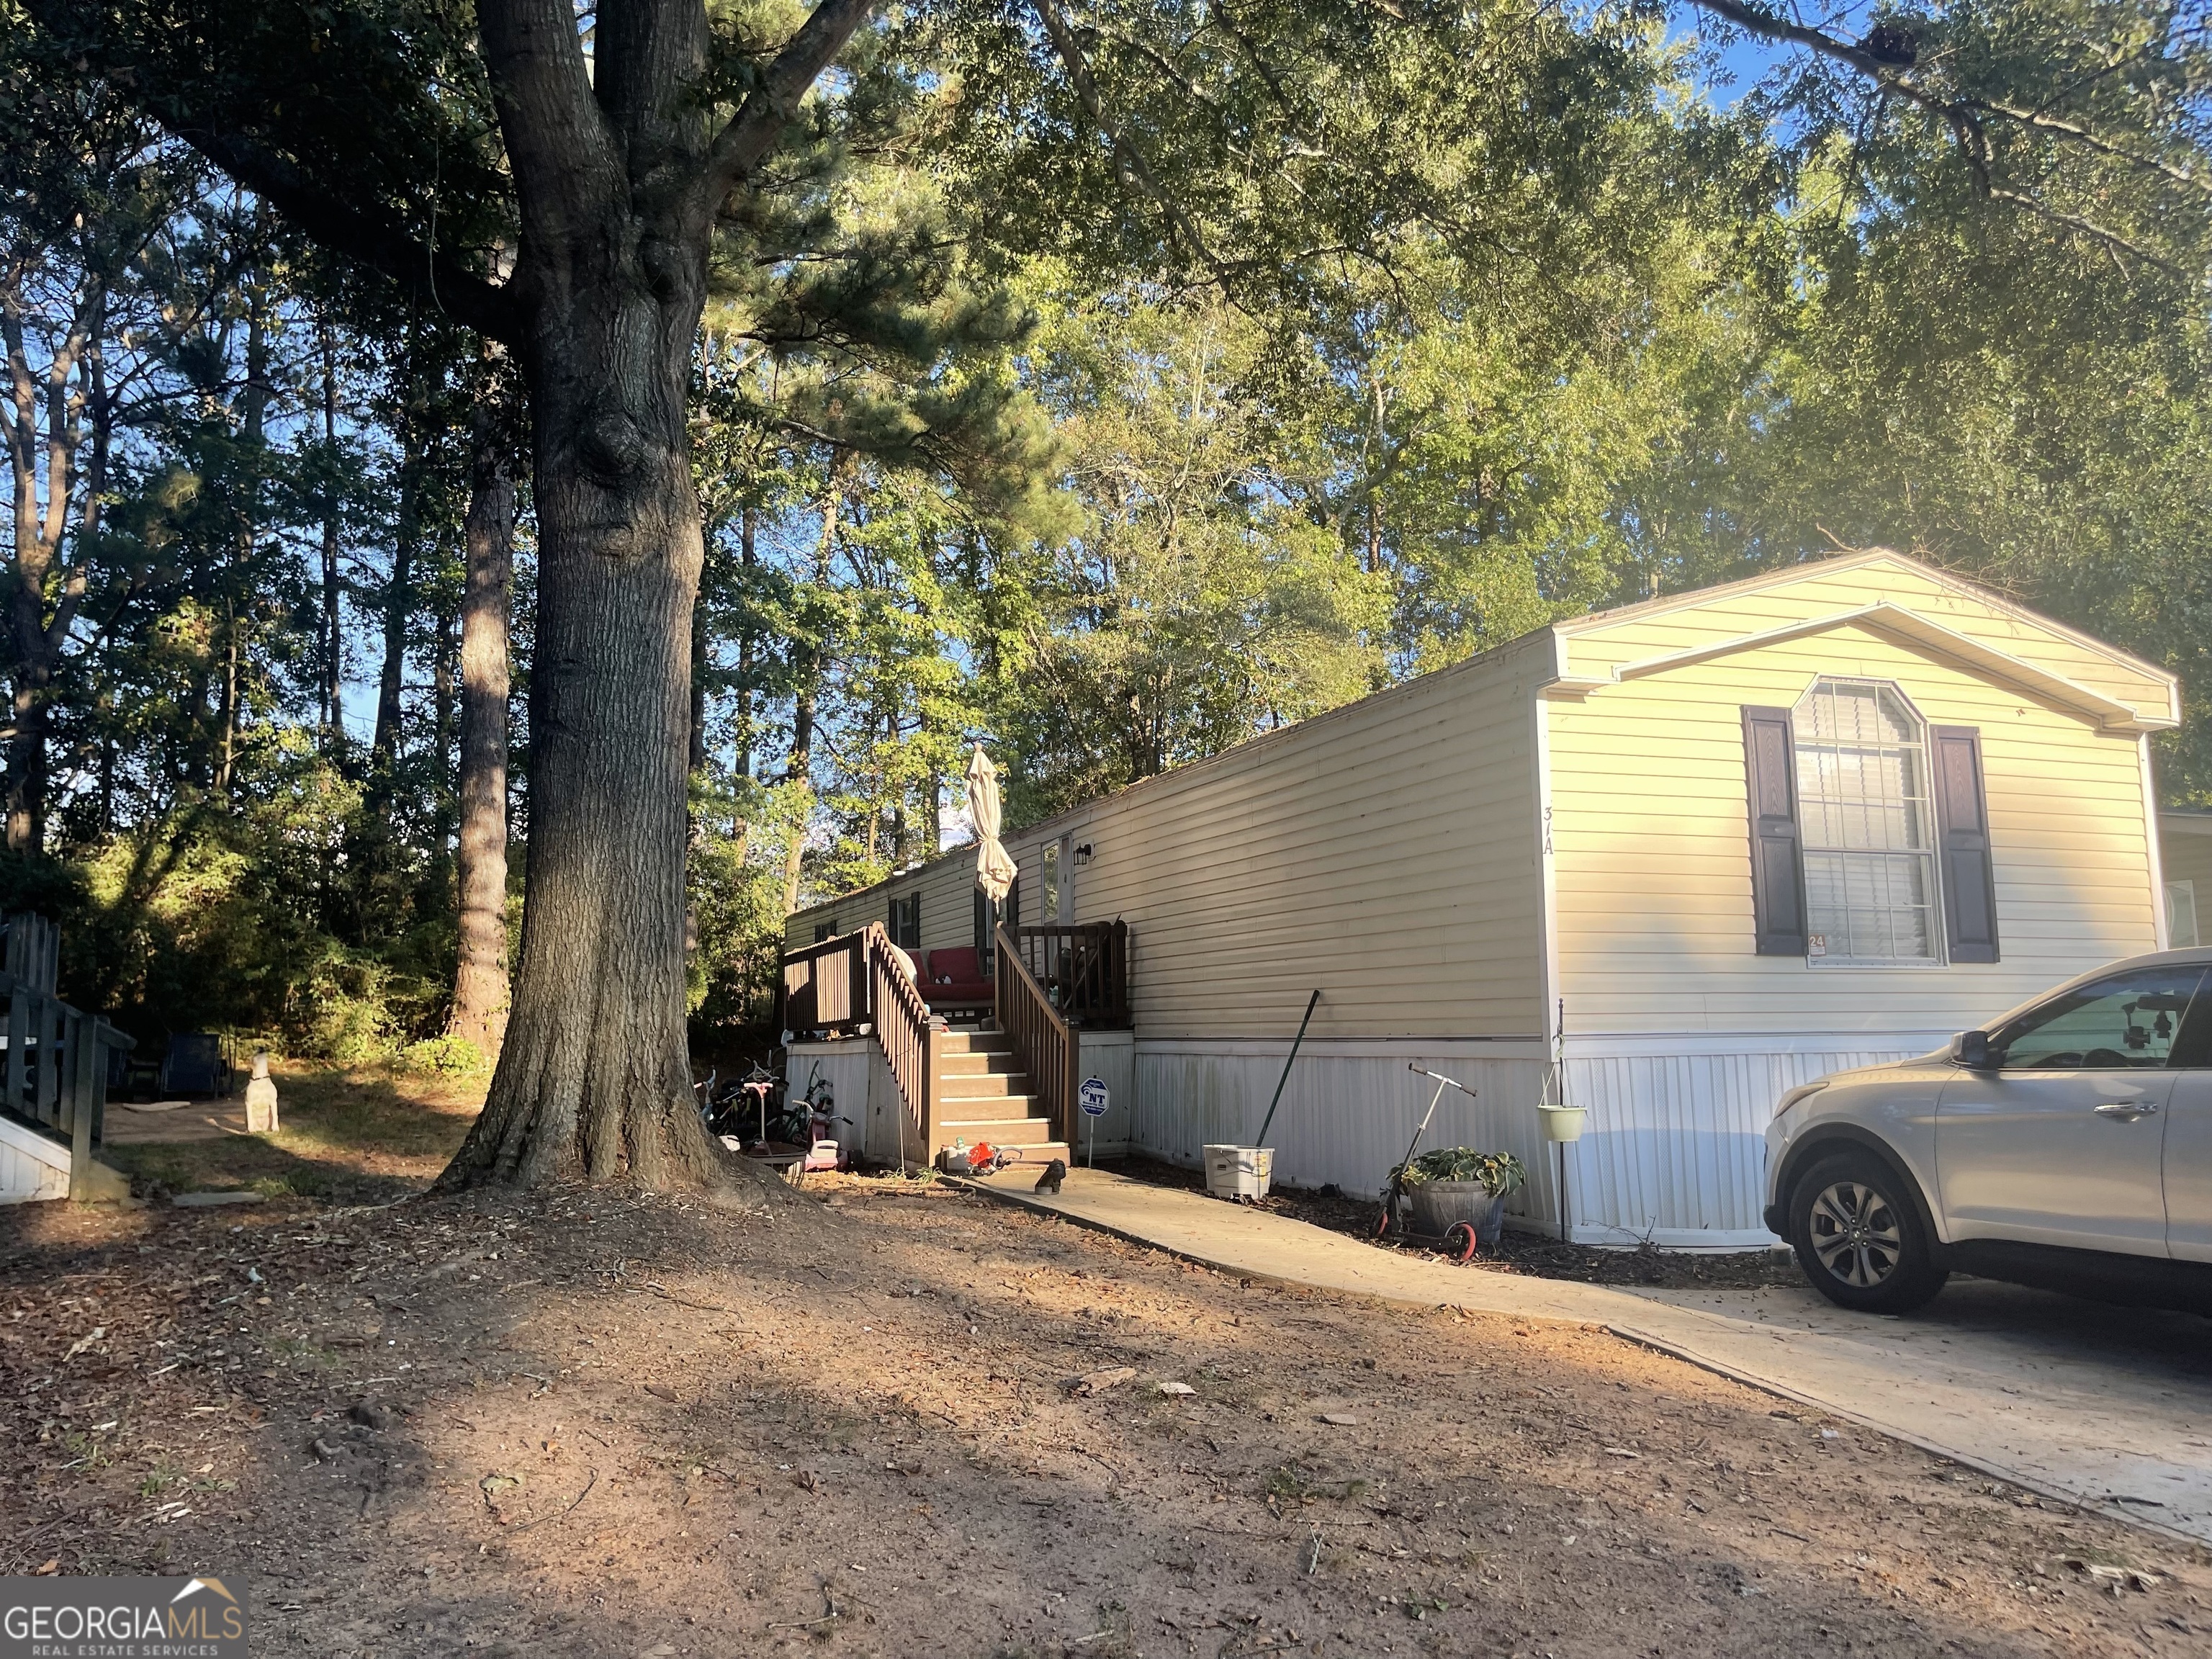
<box><xmin>477</xmin><ymin>0</ymin><xmax>625</xmax><ymax>249</ymax></box>
<box><xmin>1988</xmin><ymin>187</ymin><xmax>2188</xmax><ymax>276</ymax></box>
<box><xmin>1688</xmin><ymin>0</ymin><xmax>2206</xmax><ymax>274</ymax></box>
<box><xmin>1688</xmin><ymin>0</ymin><xmax>2212</xmax><ymax>197</ymax></box>
<box><xmin>688</xmin><ymin>0</ymin><xmax>885</xmax><ymax>238</ymax></box>
<box><xmin>179</xmin><ymin>126</ymin><xmax>519</xmax><ymax>343</ymax></box>
<box><xmin>1031</xmin><ymin>0</ymin><xmax>1220</xmax><ymax>271</ymax></box>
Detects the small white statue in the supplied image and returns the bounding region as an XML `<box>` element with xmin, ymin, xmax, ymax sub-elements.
<box><xmin>244</xmin><ymin>1050</ymin><xmax>279</xmax><ymax>1134</ymax></box>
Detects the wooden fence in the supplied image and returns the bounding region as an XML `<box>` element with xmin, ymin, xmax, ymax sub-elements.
<box><xmin>995</xmin><ymin>924</ymin><xmax>1079</xmax><ymax>1146</ymax></box>
<box><xmin>864</xmin><ymin>925</ymin><xmax>938</xmax><ymax>1164</ymax></box>
<box><xmin>0</xmin><ymin>912</ymin><xmax>137</xmax><ymax>1200</ymax></box>
<box><xmin>778</xmin><ymin>929</ymin><xmax>871</xmax><ymax>1037</ymax></box>
<box><xmin>1010</xmin><ymin>922</ymin><xmax>1130</xmax><ymax>1028</ymax></box>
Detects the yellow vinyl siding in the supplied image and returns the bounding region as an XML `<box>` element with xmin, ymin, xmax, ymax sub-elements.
<box><xmin>2159</xmin><ymin>814</ymin><xmax>2212</xmax><ymax>944</ymax></box>
<box><xmin>783</xmin><ymin>847</ymin><xmax>981</xmax><ymax>958</ymax></box>
<box><xmin>2160</xmin><ymin>817</ymin><xmax>2212</xmax><ymax>894</ymax></box>
<box><xmin>1548</xmin><ymin>620</ymin><xmax>2159</xmax><ymax>1034</ymax></box>
<box><xmin>1560</xmin><ymin>554</ymin><xmax>2176</xmax><ymax>724</ymax></box>
<box><xmin>1002</xmin><ymin>634</ymin><xmax>1550</xmax><ymax>1040</ymax></box>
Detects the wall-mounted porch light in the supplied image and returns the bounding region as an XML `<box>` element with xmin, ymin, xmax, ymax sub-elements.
<box><xmin>1071</xmin><ymin>842</ymin><xmax>1094</xmax><ymax>866</ymax></box>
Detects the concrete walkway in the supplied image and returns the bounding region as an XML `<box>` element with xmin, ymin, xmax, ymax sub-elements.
<box><xmin>968</xmin><ymin>1166</ymin><xmax>2212</xmax><ymax>1547</ymax></box>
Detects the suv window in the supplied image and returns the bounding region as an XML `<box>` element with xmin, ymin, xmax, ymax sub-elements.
<box><xmin>1990</xmin><ymin>968</ymin><xmax>2206</xmax><ymax>1069</ymax></box>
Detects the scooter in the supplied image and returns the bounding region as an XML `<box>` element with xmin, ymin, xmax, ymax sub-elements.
<box><xmin>1375</xmin><ymin>1063</ymin><xmax>1483</xmax><ymax>1260</ymax></box>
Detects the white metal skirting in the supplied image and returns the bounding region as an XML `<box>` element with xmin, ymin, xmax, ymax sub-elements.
<box><xmin>1130</xmin><ymin>1040</ymin><xmax>1555</xmax><ymax>1229</ymax></box>
<box><xmin>0</xmin><ymin>1113</ymin><xmax>70</xmax><ymax>1204</ymax></box>
<box><xmin>1131</xmin><ymin>1033</ymin><xmax>1945</xmax><ymax>1249</ymax></box>
<box><xmin>1556</xmin><ymin>1043</ymin><xmax>1929</xmax><ymax>1247</ymax></box>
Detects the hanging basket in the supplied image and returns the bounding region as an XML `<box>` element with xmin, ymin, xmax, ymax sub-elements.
<box><xmin>1537</xmin><ymin>1105</ymin><xmax>1588</xmax><ymax>1143</ymax></box>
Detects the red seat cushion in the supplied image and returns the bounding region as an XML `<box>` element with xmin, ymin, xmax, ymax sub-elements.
<box><xmin>926</xmin><ymin>948</ymin><xmax>984</xmax><ymax>984</ymax></box>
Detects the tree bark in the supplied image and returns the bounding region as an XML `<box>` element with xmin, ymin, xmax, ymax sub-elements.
<box><xmin>371</xmin><ymin>439</ymin><xmax>418</xmax><ymax>786</ymax></box>
<box><xmin>216</xmin><ymin>277</ymin><xmax>273</xmax><ymax>799</ymax></box>
<box><xmin>734</xmin><ymin>505</ymin><xmax>757</xmax><ymax>780</ymax></box>
<box><xmin>13</xmin><ymin>0</ymin><xmax>878</xmax><ymax>1187</ymax></box>
<box><xmin>319</xmin><ymin>328</ymin><xmax>346</xmax><ymax>753</ymax></box>
<box><xmin>431</xmin><ymin>0</ymin><xmax>880</xmax><ymax>1192</ymax></box>
<box><xmin>779</xmin><ymin>687</ymin><xmax>817</xmax><ymax>918</ymax></box>
<box><xmin>448</xmin><ymin>386</ymin><xmax>515</xmax><ymax>1058</ymax></box>
<box><xmin>2</xmin><ymin>274</ymin><xmax>106</xmax><ymax>854</ymax></box>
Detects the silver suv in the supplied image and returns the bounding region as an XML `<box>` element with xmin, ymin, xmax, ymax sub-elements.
<box><xmin>1765</xmin><ymin>948</ymin><xmax>2212</xmax><ymax>1315</ymax></box>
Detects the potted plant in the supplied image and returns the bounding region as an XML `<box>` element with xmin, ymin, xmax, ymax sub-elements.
<box><xmin>1390</xmin><ymin>1148</ymin><xmax>1527</xmax><ymax>1248</ymax></box>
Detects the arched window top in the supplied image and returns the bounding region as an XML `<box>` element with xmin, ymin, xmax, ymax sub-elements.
<box><xmin>1791</xmin><ymin>678</ymin><xmax>1942</xmax><ymax>964</ymax></box>
<box><xmin>1794</xmin><ymin>678</ymin><xmax>1920</xmax><ymax>750</ymax></box>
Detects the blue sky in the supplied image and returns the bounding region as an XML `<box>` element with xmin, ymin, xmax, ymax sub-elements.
<box><xmin>1669</xmin><ymin>0</ymin><xmax>1887</xmax><ymax>105</ymax></box>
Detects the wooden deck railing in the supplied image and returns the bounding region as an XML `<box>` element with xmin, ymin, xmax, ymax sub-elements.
<box><xmin>865</xmin><ymin>925</ymin><xmax>936</xmax><ymax>1164</ymax></box>
<box><xmin>1010</xmin><ymin>922</ymin><xmax>1129</xmax><ymax>1028</ymax></box>
<box><xmin>996</xmin><ymin>923</ymin><xmax>1079</xmax><ymax>1146</ymax></box>
<box><xmin>778</xmin><ymin>928</ymin><xmax>871</xmax><ymax>1037</ymax></box>
<box><xmin>0</xmin><ymin>912</ymin><xmax>138</xmax><ymax>1200</ymax></box>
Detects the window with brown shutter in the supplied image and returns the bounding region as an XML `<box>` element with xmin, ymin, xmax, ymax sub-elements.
<box><xmin>1791</xmin><ymin>679</ymin><xmax>1941</xmax><ymax>964</ymax></box>
<box><xmin>1743</xmin><ymin>706</ymin><xmax>1807</xmax><ymax>956</ymax></box>
<box><xmin>1930</xmin><ymin>725</ymin><xmax>2001</xmax><ymax>963</ymax></box>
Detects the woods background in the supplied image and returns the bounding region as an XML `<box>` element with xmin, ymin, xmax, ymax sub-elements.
<box><xmin>4</xmin><ymin>0</ymin><xmax>2208</xmax><ymax>1076</ymax></box>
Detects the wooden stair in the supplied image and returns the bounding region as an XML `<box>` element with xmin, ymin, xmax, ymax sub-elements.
<box><xmin>933</xmin><ymin>1028</ymin><xmax>1068</xmax><ymax>1165</ymax></box>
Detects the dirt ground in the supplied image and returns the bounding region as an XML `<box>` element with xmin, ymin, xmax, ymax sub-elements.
<box><xmin>6</xmin><ymin>1112</ymin><xmax>2210</xmax><ymax>1659</ymax></box>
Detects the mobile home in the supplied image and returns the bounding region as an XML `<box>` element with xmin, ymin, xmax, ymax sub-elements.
<box><xmin>787</xmin><ymin>551</ymin><xmax>2179</xmax><ymax>1245</ymax></box>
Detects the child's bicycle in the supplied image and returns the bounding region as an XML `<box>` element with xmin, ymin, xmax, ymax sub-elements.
<box><xmin>792</xmin><ymin>1069</ymin><xmax>857</xmax><ymax>1172</ymax></box>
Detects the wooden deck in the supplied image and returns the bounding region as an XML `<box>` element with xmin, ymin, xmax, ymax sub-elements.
<box><xmin>776</xmin><ymin>917</ymin><xmax>1128</xmax><ymax>1162</ymax></box>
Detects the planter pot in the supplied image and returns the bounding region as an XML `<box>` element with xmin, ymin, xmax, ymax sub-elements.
<box><xmin>1538</xmin><ymin>1105</ymin><xmax>1588</xmax><ymax>1143</ymax></box>
<box><xmin>1203</xmin><ymin>1144</ymin><xmax>1274</xmax><ymax>1200</ymax></box>
<box><xmin>1404</xmin><ymin>1180</ymin><xmax>1509</xmax><ymax>1247</ymax></box>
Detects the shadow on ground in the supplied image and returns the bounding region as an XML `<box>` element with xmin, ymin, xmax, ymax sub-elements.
<box><xmin>4</xmin><ymin>1163</ymin><xmax>2206</xmax><ymax>1659</ymax></box>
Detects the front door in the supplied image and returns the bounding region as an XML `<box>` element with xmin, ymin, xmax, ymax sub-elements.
<box><xmin>1936</xmin><ymin>966</ymin><xmax>2203</xmax><ymax>1256</ymax></box>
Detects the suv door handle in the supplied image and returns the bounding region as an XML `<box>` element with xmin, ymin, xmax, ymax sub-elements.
<box><xmin>2094</xmin><ymin>1101</ymin><xmax>2159</xmax><ymax>1117</ymax></box>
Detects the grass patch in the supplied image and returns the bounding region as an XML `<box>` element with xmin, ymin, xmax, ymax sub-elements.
<box><xmin>102</xmin><ymin>1061</ymin><xmax>483</xmax><ymax>1200</ymax></box>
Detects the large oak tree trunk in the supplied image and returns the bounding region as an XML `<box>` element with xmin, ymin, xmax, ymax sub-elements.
<box><xmin>442</xmin><ymin>192</ymin><xmax>716</xmax><ymax>1189</ymax></box>
<box><xmin>432</xmin><ymin>0</ymin><xmax>878</xmax><ymax>1192</ymax></box>
<box><xmin>448</xmin><ymin>390</ymin><xmax>515</xmax><ymax>1056</ymax></box>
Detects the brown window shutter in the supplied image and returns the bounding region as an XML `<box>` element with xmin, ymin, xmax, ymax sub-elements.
<box><xmin>1931</xmin><ymin>725</ymin><xmax>2000</xmax><ymax>963</ymax></box>
<box><xmin>1742</xmin><ymin>706</ymin><xmax>1807</xmax><ymax>956</ymax></box>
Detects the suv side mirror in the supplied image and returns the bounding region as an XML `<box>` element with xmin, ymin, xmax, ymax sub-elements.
<box><xmin>1951</xmin><ymin>1029</ymin><xmax>1993</xmax><ymax>1069</ymax></box>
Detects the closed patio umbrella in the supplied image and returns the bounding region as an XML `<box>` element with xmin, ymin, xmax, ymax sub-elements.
<box><xmin>967</xmin><ymin>745</ymin><xmax>1017</xmax><ymax>904</ymax></box>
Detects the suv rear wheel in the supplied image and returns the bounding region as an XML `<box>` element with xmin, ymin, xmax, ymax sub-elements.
<box><xmin>1787</xmin><ymin>1150</ymin><xmax>1948</xmax><ymax>1314</ymax></box>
